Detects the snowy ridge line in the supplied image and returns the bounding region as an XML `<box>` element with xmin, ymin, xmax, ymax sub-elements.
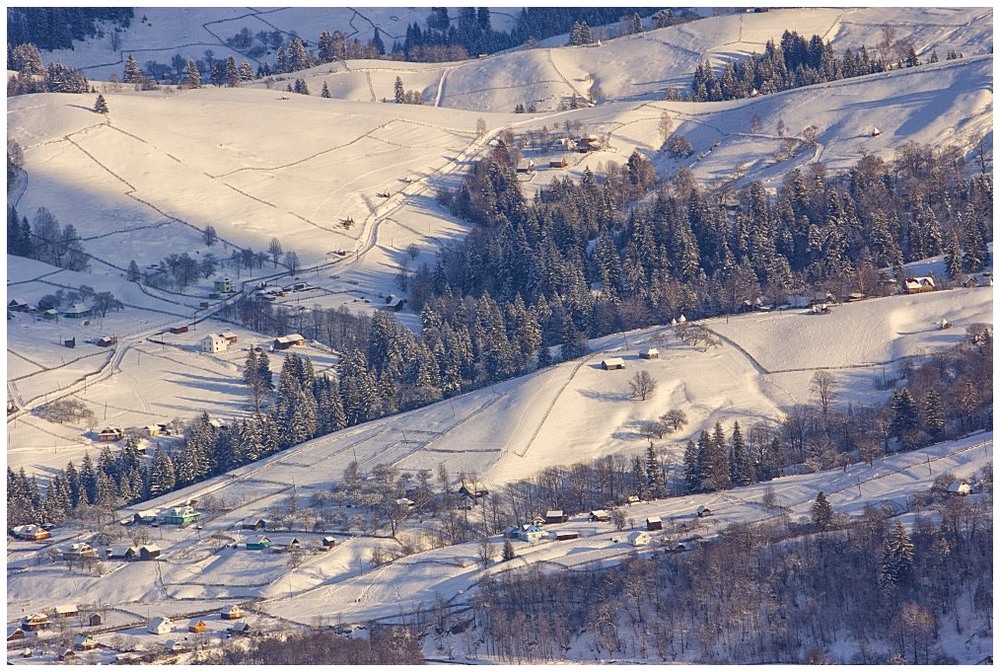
<box><xmin>514</xmin><ymin>359</ymin><xmax>588</xmax><ymax>459</ymax></box>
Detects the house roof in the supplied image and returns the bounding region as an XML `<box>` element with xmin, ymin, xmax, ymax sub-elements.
<box><xmin>602</xmin><ymin>357</ymin><xmax>625</xmax><ymax>366</ymax></box>
<box><xmin>148</xmin><ymin>616</ymin><xmax>171</xmax><ymax>628</ymax></box>
<box><xmin>646</xmin><ymin>516</ymin><xmax>661</xmax><ymax>523</ymax></box>
<box><xmin>545</xmin><ymin>510</ymin><xmax>564</xmax><ymax>517</ymax></box>
<box><xmin>590</xmin><ymin>509</ymin><xmax>609</xmax><ymax>517</ymax></box>
<box><xmin>628</xmin><ymin>530</ymin><xmax>650</xmax><ymax>539</ymax></box>
<box><xmin>55</xmin><ymin>604</ymin><xmax>78</xmax><ymax>615</ymax></box>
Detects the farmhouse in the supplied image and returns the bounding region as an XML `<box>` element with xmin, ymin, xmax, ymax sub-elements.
<box><xmin>147</xmin><ymin>616</ymin><xmax>172</xmax><ymax>635</ymax></box>
<box><xmin>246</xmin><ymin>535</ymin><xmax>272</xmax><ymax>550</ymax></box>
<box><xmin>54</xmin><ymin>604</ymin><xmax>78</xmax><ymax>619</ymax></box>
<box><xmin>512</xmin><ymin>524</ymin><xmax>546</xmax><ymax>544</ymax></box>
<box><xmin>106</xmin><ymin>545</ymin><xmax>137</xmax><ymax>560</ymax></box>
<box><xmin>202</xmin><ymin>334</ymin><xmax>228</xmax><ymax>353</ymax></box>
<box><xmin>139</xmin><ymin>544</ymin><xmax>162</xmax><ymax>560</ymax></box>
<box><xmin>601</xmin><ymin>357</ymin><xmax>625</xmax><ymax>370</ymax></box>
<box><xmin>188</xmin><ymin>619</ymin><xmax>208</xmax><ymax>633</ymax></box>
<box><xmin>98</xmin><ymin>427</ymin><xmax>124</xmax><ymax>442</ymax></box>
<box><xmin>221</xmin><ymin>605</ymin><xmax>244</xmax><ymax>620</ymax></box>
<box><xmin>639</xmin><ymin>347</ymin><xmax>659</xmax><ymax>359</ymax></box>
<box><xmin>159</xmin><ymin>505</ymin><xmax>200</xmax><ymax>526</ymax></box>
<box><xmin>133</xmin><ymin>509</ymin><xmax>159</xmax><ymax>524</ymax></box>
<box><xmin>241</xmin><ymin>517</ymin><xmax>267</xmax><ymax>531</ymax></box>
<box><xmin>213</xmin><ymin>277</ymin><xmax>234</xmax><ymax>293</ymax></box>
<box><xmin>62</xmin><ymin>542</ymin><xmax>97</xmax><ymax>560</ymax></box>
<box><xmin>273</xmin><ymin>333</ymin><xmax>305</xmax><ymax>350</ymax></box>
<box><xmin>74</xmin><ymin>634</ymin><xmax>99</xmax><ymax>651</ymax></box>
<box><xmin>227</xmin><ymin>621</ymin><xmax>251</xmax><ymax>636</ymax></box>
<box><xmin>21</xmin><ymin>614</ymin><xmax>50</xmax><ymax>631</ymax></box>
<box><xmin>8</xmin><ymin>299</ymin><xmax>28</xmax><ymax>312</ymax></box>
<box><xmin>904</xmin><ymin>276</ymin><xmax>936</xmax><ymax>293</ymax></box>
<box><xmin>61</xmin><ymin>303</ymin><xmax>91</xmax><ymax>318</ymax></box>
<box><xmin>11</xmin><ymin>524</ymin><xmax>51</xmax><ymax>541</ymax></box>
<box><xmin>646</xmin><ymin>516</ymin><xmax>663</xmax><ymax>531</ymax></box>
<box><xmin>628</xmin><ymin>530</ymin><xmax>652</xmax><ymax>547</ymax></box>
<box><xmin>588</xmin><ymin>510</ymin><xmax>610</xmax><ymax>522</ymax></box>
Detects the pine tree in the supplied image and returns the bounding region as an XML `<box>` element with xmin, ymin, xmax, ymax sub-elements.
<box><xmin>811</xmin><ymin>491</ymin><xmax>833</xmax><ymax>529</ymax></box>
<box><xmin>149</xmin><ymin>446</ymin><xmax>175</xmax><ymax>496</ymax></box>
<box><xmin>880</xmin><ymin>521</ymin><xmax>914</xmax><ymax>592</ymax></box>
<box><xmin>239</xmin><ymin>59</ymin><xmax>254</xmax><ymax>82</ymax></box>
<box><xmin>225</xmin><ymin>56</ymin><xmax>240</xmax><ymax>87</ymax></box>
<box><xmin>890</xmin><ymin>388</ymin><xmax>919</xmax><ymax>450</ymax></box>
<box><xmin>94</xmin><ymin>94</ymin><xmax>109</xmax><ymax>114</ymax></box>
<box><xmin>701</xmin><ymin>421</ymin><xmax>731</xmax><ymax>491</ymax></box>
<box><xmin>682</xmin><ymin>439</ymin><xmax>700</xmax><ymax>494</ymax></box>
<box><xmin>645</xmin><ymin>442</ymin><xmax>665</xmax><ymax>498</ymax></box>
<box><xmin>729</xmin><ymin>420</ymin><xmax>754</xmax><ymax>486</ymax></box>
<box><xmin>922</xmin><ymin>389</ymin><xmax>945</xmax><ymax>440</ymax></box>
<box><xmin>184</xmin><ymin>59</ymin><xmax>201</xmax><ymax>88</ymax></box>
<box><xmin>943</xmin><ymin>232</ymin><xmax>963</xmax><ymax>280</ymax></box>
<box><xmin>394</xmin><ymin>76</ymin><xmax>404</xmax><ymax>103</ymax></box>
<box><xmin>122</xmin><ymin>53</ymin><xmax>142</xmax><ymax>84</ymax></box>
<box><xmin>502</xmin><ymin>538</ymin><xmax>516</xmax><ymax>561</ymax></box>
<box><xmin>321</xmin><ymin>81</ymin><xmax>331</xmax><ymax>98</ymax></box>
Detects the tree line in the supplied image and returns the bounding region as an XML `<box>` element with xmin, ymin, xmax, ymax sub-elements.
<box><xmin>7</xmin><ymin>205</ymin><xmax>90</xmax><ymax>272</ymax></box>
<box><xmin>7</xmin><ymin>7</ymin><xmax>133</xmax><ymax>52</ymax></box>
<box><xmin>7</xmin><ymin>43</ymin><xmax>89</xmax><ymax>95</ymax></box>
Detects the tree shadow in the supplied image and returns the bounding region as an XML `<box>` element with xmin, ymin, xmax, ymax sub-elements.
<box><xmin>577</xmin><ymin>388</ymin><xmax>630</xmax><ymax>403</ymax></box>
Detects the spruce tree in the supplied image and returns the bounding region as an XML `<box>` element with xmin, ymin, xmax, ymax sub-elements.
<box><xmin>502</xmin><ymin>538</ymin><xmax>516</xmax><ymax>561</ymax></box>
<box><xmin>94</xmin><ymin>94</ymin><xmax>109</xmax><ymax>114</ymax></box>
<box><xmin>729</xmin><ymin>420</ymin><xmax>754</xmax><ymax>486</ymax></box>
<box><xmin>922</xmin><ymin>389</ymin><xmax>945</xmax><ymax>440</ymax></box>
<box><xmin>122</xmin><ymin>53</ymin><xmax>142</xmax><ymax>84</ymax></box>
<box><xmin>880</xmin><ymin>521</ymin><xmax>914</xmax><ymax>592</ymax></box>
<box><xmin>811</xmin><ymin>490</ymin><xmax>833</xmax><ymax>529</ymax></box>
<box><xmin>394</xmin><ymin>76</ymin><xmax>404</xmax><ymax>103</ymax></box>
<box><xmin>890</xmin><ymin>388</ymin><xmax>919</xmax><ymax>449</ymax></box>
<box><xmin>683</xmin><ymin>439</ymin><xmax>700</xmax><ymax>494</ymax></box>
<box><xmin>321</xmin><ymin>81</ymin><xmax>331</xmax><ymax>98</ymax></box>
<box><xmin>943</xmin><ymin>232</ymin><xmax>963</xmax><ymax>280</ymax></box>
<box><xmin>184</xmin><ymin>59</ymin><xmax>201</xmax><ymax>88</ymax></box>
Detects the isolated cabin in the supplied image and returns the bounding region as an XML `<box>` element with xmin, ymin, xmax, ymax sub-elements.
<box><xmin>87</xmin><ymin>613</ymin><xmax>102</xmax><ymax>627</ymax></box>
<box><xmin>202</xmin><ymin>334</ymin><xmax>228</xmax><ymax>353</ymax></box>
<box><xmin>588</xmin><ymin>509</ymin><xmax>610</xmax><ymax>522</ymax></box>
<box><xmin>628</xmin><ymin>530</ymin><xmax>652</xmax><ymax>546</ymax></box>
<box><xmin>601</xmin><ymin>357</ymin><xmax>625</xmax><ymax>370</ymax></box>
<box><xmin>904</xmin><ymin>276</ymin><xmax>935</xmax><ymax>293</ymax></box>
<box><xmin>322</xmin><ymin>536</ymin><xmax>337</xmax><ymax>550</ymax></box>
<box><xmin>383</xmin><ymin>295</ymin><xmax>406</xmax><ymax>312</ymax></box>
<box><xmin>646</xmin><ymin>516</ymin><xmax>663</xmax><ymax>531</ymax></box>
<box><xmin>639</xmin><ymin>347</ymin><xmax>659</xmax><ymax>359</ymax></box>
<box><xmin>147</xmin><ymin>616</ymin><xmax>172</xmax><ymax>635</ymax></box>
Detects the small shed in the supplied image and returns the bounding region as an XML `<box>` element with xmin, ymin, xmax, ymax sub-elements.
<box><xmin>601</xmin><ymin>357</ymin><xmax>626</xmax><ymax>370</ymax></box>
<box><xmin>87</xmin><ymin>613</ymin><xmax>102</xmax><ymax>627</ymax></box>
<box><xmin>628</xmin><ymin>530</ymin><xmax>652</xmax><ymax>547</ymax></box>
<box><xmin>545</xmin><ymin>510</ymin><xmax>568</xmax><ymax>524</ymax></box>
<box><xmin>64</xmin><ymin>337</ymin><xmax>76</xmax><ymax>348</ymax></box>
<box><xmin>646</xmin><ymin>516</ymin><xmax>663</xmax><ymax>531</ymax></box>
<box><xmin>169</xmin><ymin>325</ymin><xmax>189</xmax><ymax>334</ymax></box>
<box><xmin>549</xmin><ymin>157</ymin><xmax>568</xmax><ymax>168</ymax></box>
<box><xmin>588</xmin><ymin>509</ymin><xmax>611</xmax><ymax>522</ymax></box>
<box><xmin>241</xmin><ymin>517</ymin><xmax>267</xmax><ymax>531</ymax></box>
<box><xmin>322</xmin><ymin>536</ymin><xmax>337</xmax><ymax>550</ymax></box>
<box><xmin>697</xmin><ymin>505</ymin><xmax>713</xmax><ymax>518</ymax></box>
<box><xmin>639</xmin><ymin>347</ymin><xmax>659</xmax><ymax>359</ymax></box>
<box><xmin>946</xmin><ymin>480</ymin><xmax>972</xmax><ymax>496</ymax></box>
<box><xmin>554</xmin><ymin>530</ymin><xmax>579</xmax><ymax>541</ymax></box>
<box><xmin>97</xmin><ymin>336</ymin><xmax>118</xmax><ymax>347</ymax></box>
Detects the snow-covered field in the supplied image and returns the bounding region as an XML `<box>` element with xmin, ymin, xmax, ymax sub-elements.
<box><xmin>5</xmin><ymin>5</ymin><xmax>993</xmax><ymax>665</ymax></box>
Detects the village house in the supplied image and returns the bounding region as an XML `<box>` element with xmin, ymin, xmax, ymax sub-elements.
<box><xmin>946</xmin><ymin>480</ymin><xmax>972</xmax><ymax>496</ymax></box>
<box><xmin>383</xmin><ymin>295</ymin><xmax>406</xmax><ymax>312</ymax></box>
<box><xmin>601</xmin><ymin>357</ymin><xmax>626</xmax><ymax>370</ymax></box>
<box><xmin>106</xmin><ymin>545</ymin><xmax>137</xmax><ymax>561</ymax></box>
<box><xmin>904</xmin><ymin>276</ymin><xmax>936</xmax><ymax>293</ymax></box>
<box><xmin>588</xmin><ymin>509</ymin><xmax>611</xmax><ymax>522</ymax></box>
<box><xmin>98</xmin><ymin>426</ymin><xmax>124</xmax><ymax>442</ymax></box>
<box><xmin>61</xmin><ymin>542</ymin><xmax>97</xmax><ymax>560</ymax></box>
<box><xmin>545</xmin><ymin>510</ymin><xmax>569</xmax><ymax>524</ymax></box>
<box><xmin>515</xmin><ymin>159</ymin><xmax>535</xmax><ymax>173</ymax></box>
<box><xmin>646</xmin><ymin>516</ymin><xmax>663</xmax><ymax>531</ymax></box>
<box><xmin>58</xmin><ymin>649</ymin><xmax>76</xmax><ymax>662</ymax></box>
<box><xmin>220</xmin><ymin>331</ymin><xmax>238</xmax><ymax>344</ymax></box>
<box><xmin>41</xmin><ymin>308</ymin><xmax>59</xmax><ymax>320</ymax></box>
<box><xmin>273</xmin><ymin>333</ymin><xmax>305</xmax><ymax>350</ymax></box>
<box><xmin>21</xmin><ymin>614</ymin><xmax>50</xmax><ymax>631</ymax></box>
<box><xmin>61</xmin><ymin>303</ymin><xmax>92</xmax><ymax>319</ymax></box>
<box><xmin>241</xmin><ymin>517</ymin><xmax>267</xmax><ymax>531</ymax></box>
<box><xmin>269</xmin><ymin>536</ymin><xmax>301</xmax><ymax>552</ymax></box>
<box><xmin>11</xmin><ymin>524</ymin><xmax>51</xmax><ymax>541</ymax></box>
<box><xmin>139</xmin><ymin>544</ymin><xmax>162</xmax><ymax>560</ymax></box>
<box><xmin>188</xmin><ymin>619</ymin><xmax>208</xmax><ymax>633</ymax></box>
<box><xmin>549</xmin><ymin>157</ymin><xmax>568</xmax><ymax>169</ymax></box>
<box><xmin>147</xmin><ymin>616</ymin><xmax>172</xmax><ymax>635</ymax></box>
<box><xmin>74</xmin><ymin>634</ymin><xmax>99</xmax><ymax>651</ymax></box>
<box><xmin>7</xmin><ymin>299</ymin><xmax>28</xmax><ymax>312</ymax></box>
<box><xmin>54</xmin><ymin>604</ymin><xmax>78</xmax><ymax>619</ymax></box>
<box><xmin>639</xmin><ymin>347</ymin><xmax>659</xmax><ymax>359</ymax></box>
<box><xmin>507</xmin><ymin>524</ymin><xmax>546</xmax><ymax>544</ymax></box>
<box><xmin>227</xmin><ymin>621</ymin><xmax>251</xmax><ymax>636</ymax></box>
<box><xmin>7</xmin><ymin>627</ymin><xmax>26</xmax><ymax>642</ymax></box>
<box><xmin>628</xmin><ymin>530</ymin><xmax>652</xmax><ymax>547</ymax></box>
<box><xmin>133</xmin><ymin>509</ymin><xmax>159</xmax><ymax>525</ymax></box>
<box><xmin>246</xmin><ymin>535</ymin><xmax>272</xmax><ymax>550</ymax></box>
<box><xmin>961</xmin><ymin>272</ymin><xmax>993</xmax><ymax>288</ymax></box>
<box><xmin>97</xmin><ymin>336</ymin><xmax>118</xmax><ymax>347</ymax></box>
<box><xmin>458</xmin><ymin>484</ymin><xmax>489</xmax><ymax>499</ymax></box>
<box><xmin>213</xmin><ymin>277</ymin><xmax>234</xmax><ymax>293</ymax></box>
<box><xmin>202</xmin><ymin>334</ymin><xmax>228</xmax><ymax>353</ymax></box>
<box><xmin>159</xmin><ymin>505</ymin><xmax>200</xmax><ymax>526</ymax></box>
<box><xmin>221</xmin><ymin>605</ymin><xmax>244</xmax><ymax>620</ymax></box>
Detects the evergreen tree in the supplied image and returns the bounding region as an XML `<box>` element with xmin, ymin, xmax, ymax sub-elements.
<box><xmin>394</xmin><ymin>76</ymin><xmax>404</xmax><ymax>103</ymax></box>
<box><xmin>372</xmin><ymin>27</ymin><xmax>385</xmax><ymax>55</ymax></box>
<box><xmin>701</xmin><ymin>421</ymin><xmax>731</xmax><ymax>491</ymax></box>
<box><xmin>502</xmin><ymin>538</ymin><xmax>516</xmax><ymax>561</ymax></box>
<box><xmin>225</xmin><ymin>55</ymin><xmax>240</xmax><ymax>87</ymax></box>
<box><xmin>122</xmin><ymin>53</ymin><xmax>142</xmax><ymax>83</ymax></box>
<box><xmin>890</xmin><ymin>388</ymin><xmax>919</xmax><ymax>450</ymax></box>
<box><xmin>321</xmin><ymin>81</ymin><xmax>331</xmax><ymax>98</ymax></box>
<box><xmin>645</xmin><ymin>442</ymin><xmax>665</xmax><ymax>498</ymax></box>
<box><xmin>811</xmin><ymin>490</ymin><xmax>833</xmax><ymax>529</ymax></box>
<box><xmin>183</xmin><ymin>59</ymin><xmax>201</xmax><ymax>88</ymax></box>
<box><xmin>682</xmin><ymin>439</ymin><xmax>700</xmax><ymax>494</ymax></box>
<box><xmin>880</xmin><ymin>520</ymin><xmax>915</xmax><ymax>592</ymax></box>
<box><xmin>149</xmin><ymin>446</ymin><xmax>175</xmax><ymax>496</ymax></box>
<box><xmin>94</xmin><ymin>94</ymin><xmax>109</xmax><ymax>114</ymax></box>
<box><xmin>921</xmin><ymin>389</ymin><xmax>945</xmax><ymax>440</ymax></box>
<box><xmin>729</xmin><ymin>420</ymin><xmax>754</xmax><ymax>486</ymax></box>
<box><xmin>127</xmin><ymin>259</ymin><xmax>141</xmax><ymax>282</ymax></box>
<box><xmin>943</xmin><ymin>232</ymin><xmax>963</xmax><ymax>280</ymax></box>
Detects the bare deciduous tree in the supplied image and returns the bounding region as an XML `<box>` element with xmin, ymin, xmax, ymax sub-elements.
<box><xmin>628</xmin><ymin>370</ymin><xmax>657</xmax><ymax>401</ymax></box>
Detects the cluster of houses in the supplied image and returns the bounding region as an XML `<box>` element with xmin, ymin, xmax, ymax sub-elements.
<box><xmin>599</xmin><ymin>347</ymin><xmax>659</xmax><ymax>371</ymax></box>
<box><xmin>7</xmin><ymin>300</ymin><xmax>92</xmax><ymax>321</ymax></box>
<box><xmin>11</xmin><ymin>524</ymin><xmax>52</xmax><ymax>541</ymax></box>
<box><xmin>97</xmin><ymin>422</ymin><xmax>177</xmax><ymax>443</ymax></box>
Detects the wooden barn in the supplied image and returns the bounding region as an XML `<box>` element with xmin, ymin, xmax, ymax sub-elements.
<box><xmin>646</xmin><ymin>516</ymin><xmax>663</xmax><ymax>531</ymax></box>
<box><xmin>601</xmin><ymin>357</ymin><xmax>625</xmax><ymax>370</ymax></box>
